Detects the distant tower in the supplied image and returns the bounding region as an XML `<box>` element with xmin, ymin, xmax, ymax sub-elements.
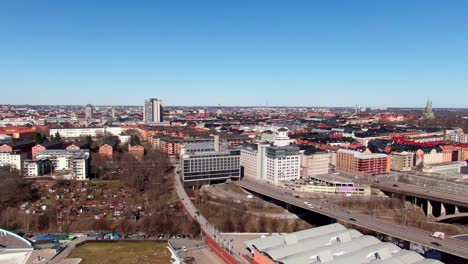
<box><xmin>274</xmin><ymin>127</ymin><xmax>290</xmax><ymax>147</ymax></box>
<box><xmin>216</xmin><ymin>104</ymin><xmax>222</xmax><ymax>117</ymax></box>
<box><xmin>143</xmin><ymin>98</ymin><xmax>164</xmax><ymax>123</ymax></box>
<box><xmin>422</xmin><ymin>99</ymin><xmax>435</xmax><ymax>120</ymax></box>
<box><xmin>85</xmin><ymin>104</ymin><xmax>93</xmax><ymax>119</ymax></box>
<box><xmin>111</xmin><ymin>107</ymin><xmax>117</xmax><ymax>118</ymax></box>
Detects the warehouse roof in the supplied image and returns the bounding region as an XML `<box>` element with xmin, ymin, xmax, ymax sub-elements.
<box><xmin>245</xmin><ymin>224</ymin><xmax>442</xmax><ymax>264</ymax></box>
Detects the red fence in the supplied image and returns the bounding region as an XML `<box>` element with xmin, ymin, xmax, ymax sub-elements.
<box><xmin>204</xmin><ymin>235</ymin><xmax>239</xmax><ymax>264</ymax></box>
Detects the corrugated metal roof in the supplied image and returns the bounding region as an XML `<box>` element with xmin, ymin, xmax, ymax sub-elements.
<box><xmin>245</xmin><ymin>223</ymin><xmax>346</xmax><ymax>252</ymax></box>
<box><xmin>245</xmin><ymin>224</ymin><xmax>443</xmax><ymax>264</ymax></box>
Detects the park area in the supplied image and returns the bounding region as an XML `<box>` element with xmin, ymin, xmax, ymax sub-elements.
<box><xmin>68</xmin><ymin>241</ymin><xmax>171</xmax><ymax>264</ymax></box>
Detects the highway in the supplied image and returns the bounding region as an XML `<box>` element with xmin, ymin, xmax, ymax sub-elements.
<box><xmin>237</xmin><ymin>179</ymin><xmax>468</xmax><ymax>259</ymax></box>
<box><xmin>375</xmin><ymin>181</ymin><xmax>468</xmax><ymax>208</ymax></box>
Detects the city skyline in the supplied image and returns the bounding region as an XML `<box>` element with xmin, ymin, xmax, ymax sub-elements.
<box><xmin>1</xmin><ymin>1</ymin><xmax>468</xmax><ymax>107</ymax></box>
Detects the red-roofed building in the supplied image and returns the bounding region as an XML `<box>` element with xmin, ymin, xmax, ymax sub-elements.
<box><xmin>99</xmin><ymin>141</ymin><xmax>117</xmax><ymax>159</ymax></box>
<box><xmin>32</xmin><ymin>141</ymin><xmax>63</xmax><ymax>159</ymax></box>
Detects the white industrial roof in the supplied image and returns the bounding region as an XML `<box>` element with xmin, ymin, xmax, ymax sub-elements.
<box><xmin>245</xmin><ymin>224</ymin><xmax>443</xmax><ymax>264</ymax></box>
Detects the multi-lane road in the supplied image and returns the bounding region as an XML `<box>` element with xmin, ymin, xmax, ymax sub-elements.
<box><xmin>374</xmin><ymin>181</ymin><xmax>468</xmax><ymax>208</ymax></box>
<box><xmin>237</xmin><ymin>179</ymin><xmax>468</xmax><ymax>259</ymax></box>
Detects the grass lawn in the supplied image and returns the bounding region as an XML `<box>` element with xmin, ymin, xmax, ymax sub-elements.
<box><xmin>68</xmin><ymin>242</ymin><xmax>171</xmax><ymax>264</ymax></box>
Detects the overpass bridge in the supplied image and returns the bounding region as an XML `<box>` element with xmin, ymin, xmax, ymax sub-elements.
<box><xmin>237</xmin><ymin>179</ymin><xmax>468</xmax><ymax>260</ymax></box>
<box><xmin>374</xmin><ymin>181</ymin><xmax>468</xmax><ymax>220</ymax></box>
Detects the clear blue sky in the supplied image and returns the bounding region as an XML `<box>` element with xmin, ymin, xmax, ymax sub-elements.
<box><xmin>1</xmin><ymin>1</ymin><xmax>467</xmax><ymax>107</ymax></box>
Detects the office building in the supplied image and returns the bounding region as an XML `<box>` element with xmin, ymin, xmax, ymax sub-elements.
<box><xmin>240</xmin><ymin>143</ymin><xmax>301</xmax><ymax>185</ymax></box>
<box><xmin>265</xmin><ymin>146</ymin><xmax>301</xmax><ymax>185</ymax></box>
<box><xmin>84</xmin><ymin>104</ymin><xmax>93</xmax><ymax>119</ymax></box>
<box><xmin>144</xmin><ymin>98</ymin><xmax>164</xmax><ymax>123</ymax></box>
<box><xmin>180</xmin><ymin>140</ymin><xmax>240</xmax><ymax>186</ymax></box>
<box><xmin>336</xmin><ymin>149</ymin><xmax>390</xmax><ymax>175</ymax></box>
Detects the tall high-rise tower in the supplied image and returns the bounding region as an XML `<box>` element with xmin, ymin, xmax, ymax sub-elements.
<box><xmin>84</xmin><ymin>104</ymin><xmax>93</xmax><ymax>119</ymax></box>
<box><xmin>422</xmin><ymin>99</ymin><xmax>435</xmax><ymax>120</ymax></box>
<box><xmin>143</xmin><ymin>98</ymin><xmax>164</xmax><ymax>123</ymax></box>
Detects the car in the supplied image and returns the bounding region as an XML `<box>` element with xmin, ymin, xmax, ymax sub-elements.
<box><xmin>431</xmin><ymin>242</ymin><xmax>442</xmax><ymax>247</ymax></box>
<box><xmin>349</xmin><ymin>218</ymin><xmax>357</xmax><ymax>222</ymax></box>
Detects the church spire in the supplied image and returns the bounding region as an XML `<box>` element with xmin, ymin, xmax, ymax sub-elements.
<box><xmin>422</xmin><ymin>99</ymin><xmax>435</xmax><ymax>120</ymax></box>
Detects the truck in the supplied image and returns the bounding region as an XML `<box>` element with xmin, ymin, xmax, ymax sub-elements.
<box><xmin>431</xmin><ymin>232</ymin><xmax>445</xmax><ymax>239</ymax></box>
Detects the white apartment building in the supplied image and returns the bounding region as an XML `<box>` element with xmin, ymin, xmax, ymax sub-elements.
<box><xmin>451</xmin><ymin>133</ymin><xmax>468</xmax><ymax>144</ymax></box>
<box><xmin>36</xmin><ymin>149</ymin><xmax>90</xmax><ymax>180</ymax></box>
<box><xmin>239</xmin><ymin>143</ymin><xmax>269</xmax><ymax>181</ymax></box>
<box><xmin>0</xmin><ymin>152</ymin><xmax>26</xmax><ymax>171</ymax></box>
<box><xmin>240</xmin><ymin>143</ymin><xmax>300</xmax><ymax>185</ymax></box>
<box><xmin>49</xmin><ymin>127</ymin><xmax>123</xmax><ymax>138</ymax></box>
<box><xmin>23</xmin><ymin>157</ymin><xmax>52</xmax><ymax>177</ymax></box>
<box><xmin>265</xmin><ymin>146</ymin><xmax>301</xmax><ymax>185</ymax></box>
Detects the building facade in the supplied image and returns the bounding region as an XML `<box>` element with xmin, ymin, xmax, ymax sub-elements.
<box><xmin>36</xmin><ymin>149</ymin><xmax>90</xmax><ymax>180</ymax></box>
<box><xmin>23</xmin><ymin>157</ymin><xmax>52</xmax><ymax>177</ymax></box>
<box><xmin>265</xmin><ymin>146</ymin><xmax>301</xmax><ymax>185</ymax></box>
<box><xmin>49</xmin><ymin>127</ymin><xmax>123</xmax><ymax>138</ymax></box>
<box><xmin>301</xmin><ymin>151</ymin><xmax>330</xmax><ymax>176</ymax></box>
<box><xmin>0</xmin><ymin>152</ymin><xmax>26</xmax><ymax>171</ymax></box>
<box><xmin>99</xmin><ymin>140</ymin><xmax>116</xmax><ymax>159</ymax></box>
<box><xmin>144</xmin><ymin>98</ymin><xmax>164</xmax><ymax>123</ymax></box>
<box><xmin>181</xmin><ymin>149</ymin><xmax>241</xmax><ymax>186</ymax></box>
<box><xmin>128</xmin><ymin>142</ymin><xmax>144</xmax><ymax>160</ymax></box>
<box><xmin>390</xmin><ymin>152</ymin><xmax>414</xmax><ymax>172</ymax></box>
<box><xmin>336</xmin><ymin>149</ymin><xmax>390</xmax><ymax>175</ymax></box>
<box><xmin>239</xmin><ymin>143</ymin><xmax>269</xmax><ymax>181</ymax></box>
<box><xmin>84</xmin><ymin>104</ymin><xmax>93</xmax><ymax>119</ymax></box>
